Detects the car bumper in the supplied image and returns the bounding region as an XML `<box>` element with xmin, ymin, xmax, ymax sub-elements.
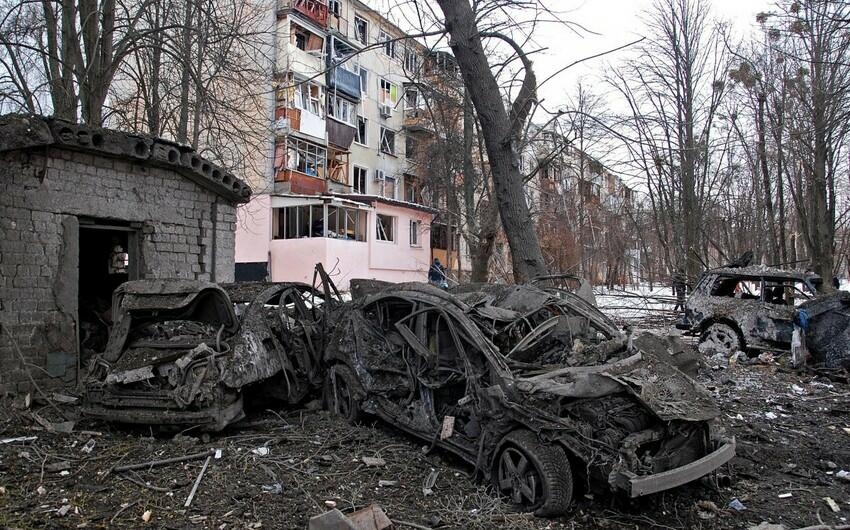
<box><xmin>609</xmin><ymin>437</ymin><xmax>735</xmax><ymax>497</ymax></box>
<box><xmin>82</xmin><ymin>391</ymin><xmax>244</xmax><ymax>431</ymax></box>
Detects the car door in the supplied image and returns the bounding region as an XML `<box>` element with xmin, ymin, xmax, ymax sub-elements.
<box><xmin>756</xmin><ymin>277</ymin><xmax>807</xmax><ymax>345</ymax></box>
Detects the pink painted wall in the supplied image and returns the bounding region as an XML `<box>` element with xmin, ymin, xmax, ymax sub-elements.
<box><xmin>235</xmin><ymin>194</ymin><xmax>271</xmax><ymax>263</ymax></box>
<box><xmin>237</xmin><ymin>194</ymin><xmax>434</xmax><ymax>291</ymax></box>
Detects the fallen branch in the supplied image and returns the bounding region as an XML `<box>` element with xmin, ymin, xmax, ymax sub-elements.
<box><xmin>184</xmin><ymin>455</ymin><xmax>211</xmax><ymax>508</ymax></box>
<box><xmin>118</xmin><ymin>473</ymin><xmax>174</xmax><ymax>493</ymax></box>
<box><xmin>112</xmin><ymin>449</ymin><xmax>216</xmax><ymax>473</ymax></box>
<box><xmin>110</xmin><ymin>500</ymin><xmax>139</xmax><ymax>524</ymax></box>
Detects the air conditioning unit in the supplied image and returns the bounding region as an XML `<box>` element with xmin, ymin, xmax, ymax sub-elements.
<box><xmin>374</xmin><ymin>169</ymin><xmax>386</xmax><ymax>182</ymax></box>
<box><xmin>379</xmin><ymin>104</ymin><xmax>392</xmax><ymax>118</ymax></box>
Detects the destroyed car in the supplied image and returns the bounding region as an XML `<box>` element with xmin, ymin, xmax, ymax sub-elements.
<box><xmin>84</xmin><ymin>276</ymin><xmax>340</xmax><ymax>430</ymax></box>
<box><xmin>678</xmin><ymin>266</ymin><xmax>822</xmax><ymax>355</ymax></box>
<box><xmin>324</xmin><ymin>282</ymin><xmax>733</xmax><ymax>516</ymax></box>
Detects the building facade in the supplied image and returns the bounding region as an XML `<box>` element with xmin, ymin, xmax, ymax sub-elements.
<box><xmin>236</xmin><ymin>0</ymin><xmax>442</xmax><ymax>287</ymax></box>
<box><xmin>0</xmin><ymin>114</ymin><xmax>250</xmax><ymax>394</ymax></box>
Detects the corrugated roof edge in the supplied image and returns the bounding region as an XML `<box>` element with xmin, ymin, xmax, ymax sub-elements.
<box><xmin>0</xmin><ymin>113</ymin><xmax>252</xmax><ymax>204</ymax></box>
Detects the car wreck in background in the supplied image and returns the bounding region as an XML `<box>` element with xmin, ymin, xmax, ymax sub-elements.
<box><xmin>678</xmin><ymin>265</ymin><xmax>850</xmax><ymax>368</ymax></box>
<box><xmin>324</xmin><ymin>281</ymin><xmax>733</xmax><ymax>516</ymax></box>
<box><xmin>83</xmin><ymin>269</ymin><xmax>341</xmax><ymax>431</ymax></box>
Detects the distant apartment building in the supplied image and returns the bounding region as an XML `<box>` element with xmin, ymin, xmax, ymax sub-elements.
<box><xmin>514</xmin><ymin>125</ymin><xmax>638</xmax><ymax>284</ymax></box>
<box><xmin>236</xmin><ymin>0</ymin><xmax>443</xmax><ymax>289</ymax></box>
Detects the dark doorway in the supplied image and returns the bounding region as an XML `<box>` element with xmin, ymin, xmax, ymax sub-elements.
<box><xmin>78</xmin><ymin>220</ymin><xmax>139</xmax><ymax>363</ymax></box>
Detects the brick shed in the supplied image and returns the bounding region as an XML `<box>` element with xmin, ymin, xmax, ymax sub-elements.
<box><xmin>0</xmin><ymin>114</ymin><xmax>252</xmax><ymax>394</ymax></box>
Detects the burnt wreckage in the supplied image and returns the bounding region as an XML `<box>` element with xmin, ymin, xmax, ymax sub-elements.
<box><xmin>83</xmin><ymin>270</ymin><xmax>341</xmax><ymax>430</ymax></box>
<box><xmin>324</xmin><ymin>282</ymin><xmax>734</xmax><ymax>516</ymax></box>
<box><xmin>679</xmin><ymin>265</ymin><xmax>850</xmax><ymax>368</ymax></box>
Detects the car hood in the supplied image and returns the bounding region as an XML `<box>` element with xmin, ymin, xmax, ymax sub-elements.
<box><xmin>513</xmin><ymin>351</ymin><xmax>720</xmax><ymax>422</ymax></box>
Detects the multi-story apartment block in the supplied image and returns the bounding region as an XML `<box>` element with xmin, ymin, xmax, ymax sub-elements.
<box><xmin>516</xmin><ymin>125</ymin><xmax>638</xmax><ymax>284</ymax></box>
<box><xmin>236</xmin><ymin>0</ymin><xmax>439</xmax><ymax>289</ymax></box>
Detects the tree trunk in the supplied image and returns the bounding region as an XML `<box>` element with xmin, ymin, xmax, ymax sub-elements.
<box><xmin>435</xmin><ymin>0</ymin><xmax>547</xmax><ymax>283</ymax></box>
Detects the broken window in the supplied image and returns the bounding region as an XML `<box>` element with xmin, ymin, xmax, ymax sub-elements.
<box><xmin>328</xmin><ymin>93</ymin><xmax>356</xmax><ymax>126</ymax></box>
<box><xmin>380</xmin><ymin>30</ymin><xmax>396</xmax><ymax>58</ymax></box>
<box><xmin>291</xmin><ymin>23</ymin><xmax>323</xmax><ymax>53</ymax></box>
<box><xmin>354</xmin><ymin>16</ymin><xmax>368</xmax><ymax>44</ymax></box>
<box><xmin>273</xmin><ymin>205</ymin><xmax>366</xmax><ymax>241</ymax></box>
<box><xmin>376</xmin><ymin>214</ymin><xmax>395</xmax><ymax>242</ymax></box>
<box><xmin>380</xmin><ymin>127</ymin><xmax>395</xmax><ymax>155</ymax></box>
<box><xmin>404</xmin><ymin>47</ymin><xmax>419</xmax><ymax>72</ymax></box>
<box><xmin>409</xmin><ymin>220</ymin><xmax>418</xmax><ymax>246</ymax></box>
<box><xmin>379</xmin><ymin>78</ymin><xmax>398</xmax><ymax>106</ymax></box>
<box><xmin>285</xmin><ymin>137</ymin><xmax>326</xmax><ymax>177</ymax></box>
<box><xmin>710</xmin><ymin>276</ymin><xmax>760</xmax><ymax>299</ymax></box>
<box><xmin>358</xmin><ymin>67</ymin><xmax>369</xmax><ymax>96</ymax></box>
<box><xmin>352</xmin><ymin>165</ymin><xmax>367</xmax><ymax>193</ymax></box>
<box><xmin>295</xmin><ymin>81</ymin><xmax>321</xmax><ymax>115</ymax></box>
<box><xmin>355</xmin><ymin>116</ymin><xmax>367</xmax><ymax>145</ymax></box>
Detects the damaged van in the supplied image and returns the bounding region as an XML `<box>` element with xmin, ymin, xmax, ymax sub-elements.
<box><xmin>83</xmin><ymin>272</ymin><xmax>341</xmax><ymax>431</ymax></box>
<box><xmin>323</xmin><ymin>282</ymin><xmax>733</xmax><ymax>516</ymax></box>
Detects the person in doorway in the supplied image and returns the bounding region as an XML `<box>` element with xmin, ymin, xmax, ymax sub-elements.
<box><xmin>672</xmin><ymin>268</ymin><xmax>687</xmax><ymax>312</ymax></box>
<box><xmin>429</xmin><ymin>258</ymin><xmax>448</xmax><ymax>290</ymax></box>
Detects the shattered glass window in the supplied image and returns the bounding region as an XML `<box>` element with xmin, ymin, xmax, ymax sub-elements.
<box><xmin>376</xmin><ymin>214</ymin><xmax>395</xmax><ymax>242</ymax></box>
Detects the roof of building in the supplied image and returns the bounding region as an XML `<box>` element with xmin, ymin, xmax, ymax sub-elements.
<box><xmin>0</xmin><ymin>114</ymin><xmax>252</xmax><ymax>204</ymax></box>
<box><xmin>332</xmin><ymin>193</ymin><xmax>439</xmax><ymax>214</ymax></box>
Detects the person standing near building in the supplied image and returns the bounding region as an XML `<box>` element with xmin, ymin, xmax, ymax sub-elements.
<box><xmin>429</xmin><ymin>258</ymin><xmax>448</xmax><ymax>290</ymax></box>
<box><xmin>673</xmin><ymin>268</ymin><xmax>687</xmax><ymax>312</ymax></box>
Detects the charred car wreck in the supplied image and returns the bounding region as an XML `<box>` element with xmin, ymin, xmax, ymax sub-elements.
<box><xmin>678</xmin><ymin>265</ymin><xmax>850</xmax><ymax>368</ymax></box>
<box><xmin>84</xmin><ymin>272</ymin><xmax>340</xmax><ymax>430</ymax></box>
<box><xmin>324</xmin><ymin>282</ymin><xmax>734</xmax><ymax>516</ymax></box>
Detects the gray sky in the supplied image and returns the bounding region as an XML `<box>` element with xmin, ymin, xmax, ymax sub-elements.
<box><xmin>530</xmin><ymin>0</ymin><xmax>774</xmax><ymax>107</ymax></box>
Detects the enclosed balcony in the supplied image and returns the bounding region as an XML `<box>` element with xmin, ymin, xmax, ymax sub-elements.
<box><xmin>277</xmin><ymin>0</ymin><xmax>328</xmax><ymax>28</ymax></box>
<box><xmin>328</xmin><ymin>67</ymin><xmax>361</xmax><ymax>101</ymax></box>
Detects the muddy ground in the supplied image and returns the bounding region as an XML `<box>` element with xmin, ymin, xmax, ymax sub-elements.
<box><xmin>1</xmin><ymin>358</ymin><xmax>849</xmax><ymax>529</ymax></box>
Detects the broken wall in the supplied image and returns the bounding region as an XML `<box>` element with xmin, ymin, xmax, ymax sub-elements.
<box><xmin>0</xmin><ymin>148</ymin><xmax>238</xmax><ymax>394</ymax></box>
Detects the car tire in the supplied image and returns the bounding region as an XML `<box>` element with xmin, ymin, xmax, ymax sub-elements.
<box><xmin>699</xmin><ymin>322</ymin><xmax>743</xmax><ymax>355</ymax></box>
<box><xmin>493</xmin><ymin>430</ymin><xmax>573</xmax><ymax>517</ymax></box>
<box><xmin>324</xmin><ymin>364</ymin><xmax>362</xmax><ymax>423</ymax></box>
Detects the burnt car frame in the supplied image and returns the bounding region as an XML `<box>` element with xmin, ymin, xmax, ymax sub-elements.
<box><xmin>324</xmin><ymin>282</ymin><xmax>733</xmax><ymax>516</ymax></box>
<box><xmin>83</xmin><ymin>269</ymin><xmax>341</xmax><ymax>431</ymax></box>
<box><xmin>678</xmin><ymin>266</ymin><xmax>822</xmax><ymax>355</ymax></box>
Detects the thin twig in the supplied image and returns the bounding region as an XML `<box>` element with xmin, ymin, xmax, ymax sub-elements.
<box><xmin>112</xmin><ymin>449</ymin><xmax>215</xmax><ymax>473</ymax></box>
<box><xmin>391</xmin><ymin>520</ymin><xmax>433</xmax><ymax>530</ymax></box>
<box><xmin>184</xmin><ymin>455</ymin><xmax>211</xmax><ymax>508</ymax></box>
<box><xmin>3</xmin><ymin>328</ymin><xmax>67</xmax><ymax>419</ymax></box>
<box><xmin>110</xmin><ymin>500</ymin><xmax>139</xmax><ymax>524</ymax></box>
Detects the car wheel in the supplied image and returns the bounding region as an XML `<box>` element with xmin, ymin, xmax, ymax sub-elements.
<box><xmin>699</xmin><ymin>322</ymin><xmax>743</xmax><ymax>355</ymax></box>
<box><xmin>493</xmin><ymin>430</ymin><xmax>573</xmax><ymax>517</ymax></box>
<box><xmin>324</xmin><ymin>365</ymin><xmax>362</xmax><ymax>423</ymax></box>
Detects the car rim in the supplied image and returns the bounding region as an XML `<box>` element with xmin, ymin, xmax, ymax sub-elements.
<box><xmin>497</xmin><ymin>447</ymin><xmax>541</xmax><ymax>507</ymax></box>
<box><xmin>708</xmin><ymin>326</ymin><xmax>737</xmax><ymax>351</ymax></box>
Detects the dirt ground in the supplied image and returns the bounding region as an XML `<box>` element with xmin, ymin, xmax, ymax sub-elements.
<box><xmin>2</xmin><ymin>357</ymin><xmax>849</xmax><ymax>529</ymax></box>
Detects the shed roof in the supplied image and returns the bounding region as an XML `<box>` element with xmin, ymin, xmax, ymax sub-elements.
<box><xmin>0</xmin><ymin>114</ymin><xmax>252</xmax><ymax>204</ymax></box>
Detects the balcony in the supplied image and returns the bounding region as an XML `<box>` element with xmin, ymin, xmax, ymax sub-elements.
<box><xmin>275</xmin><ymin>169</ymin><xmax>327</xmax><ymax>195</ymax></box>
<box><xmin>277</xmin><ymin>0</ymin><xmax>328</xmax><ymax>28</ymax></box>
<box><xmin>327</xmin><ymin>118</ymin><xmax>356</xmax><ymax>149</ymax></box>
<box><xmin>327</xmin><ymin>67</ymin><xmax>361</xmax><ymax>101</ymax></box>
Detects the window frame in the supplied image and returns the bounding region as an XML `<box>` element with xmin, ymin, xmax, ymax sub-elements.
<box><xmin>354</xmin><ymin>16</ymin><xmax>368</xmax><ymax>45</ymax></box>
<box><xmin>379</xmin><ymin>127</ymin><xmax>396</xmax><ymax>155</ymax></box>
<box><xmin>352</xmin><ymin>165</ymin><xmax>367</xmax><ymax>194</ymax></box>
<box><xmin>355</xmin><ymin>115</ymin><xmax>368</xmax><ymax>145</ymax></box>
<box><xmin>376</xmin><ymin>213</ymin><xmax>396</xmax><ymax>242</ymax></box>
<box><xmin>327</xmin><ymin>93</ymin><xmax>356</xmax><ymax>126</ymax></box>
<box><xmin>379</xmin><ymin>29</ymin><xmax>396</xmax><ymax>58</ymax></box>
<box><xmin>409</xmin><ymin>219</ymin><xmax>421</xmax><ymax>247</ymax></box>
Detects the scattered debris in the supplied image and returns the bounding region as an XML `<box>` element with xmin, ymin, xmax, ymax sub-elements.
<box><xmin>251</xmin><ymin>447</ymin><xmax>270</xmax><ymax>456</ymax></box>
<box><xmin>56</xmin><ymin>504</ymin><xmax>72</xmax><ymax>517</ymax></box>
<box><xmin>362</xmin><ymin>456</ymin><xmax>386</xmax><ymax>467</ymax></box>
<box><xmin>729</xmin><ymin>498</ymin><xmax>746</xmax><ymax>511</ymax></box>
<box><xmin>765</xmin><ymin>411</ymin><xmax>779</xmax><ymax>420</ymax></box>
<box><xmin>748</xmin><ymin>523</ymin><xmax>787</xmax><ymax>530</ymax></box>
<box><xmin>81</xmin><ymin>438</ymin><xmax>96</xmax><ymax>454</ymax></box>
<box><xmin>378</xmin><ymin>480</ymin><xmax>398</xmax><ymax>488</ymax></box>
<box><xmin>778</xmin><ymin>492</ymin><xmax>793</xmax><ymax>499</ymax></box>
<box><xmin>308</xmin><ymin>505</ymin><xmax>393</xmax><ymax>530</ymax></box>
<box><xmin>0</xmin><ymin>436</ymin><xmax>37</xmax><ymax>445</ymax></box>
<box><xmin>183</xmin><ymin>455</ymin><xmax>211</xmax><ymax>508</ymax></box>
<box><xmin>824</xmin><ymin>497</ymin><xmax>841</xmax><ymax>512</ymax></box>
<box><xmin>142</xmin><ymin>509</ymin><xmax>152</xmax><ymax>523</ymax></box>
<box><xmin>422</xmin><ymin>469</ymin><xmax>439</xmax><ymax>497</ymax></box>
<box><xmin>262</xmin><ymin>483</ymin><xmax>283</xmax><ymax>494</ymax></box>
<box><xmin>836</xmin><ymin>470</ymin><xmax>850</xmax><ymax>482</ymax></box>
<box><xmin>112</xmin><ymin>449</ymin><xmax>217</xmax><ymax>473</ymax></box>
<box><xmin>45</xmin><ymin>461</ymin><xmax>71</xmax><ymax>473</ymax></box>
<box><xmin>324</xmin><ymin>500</ymin><xmax>337</xmax><ymax>508</ymax></box>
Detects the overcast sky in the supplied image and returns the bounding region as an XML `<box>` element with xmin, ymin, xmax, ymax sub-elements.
<box><xmin>529</xmin><ymin>0</ymin><xmax>774</xmax><ymax>107</ymax></box>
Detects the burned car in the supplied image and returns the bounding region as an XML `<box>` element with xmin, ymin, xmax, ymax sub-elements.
<box><xmin>83</xmin><ymin>275</ymin><xmax>340</xmax><ymax>431</ymax></box>
<box><xmin>678</xmin><ymin>266</ymin><xmax>822</xmax><ymax>355</ymax></box>
<box><xmin>324</xmin><ymin>282</ymin><xmax>733</xmax><ymax>516</ymax></box>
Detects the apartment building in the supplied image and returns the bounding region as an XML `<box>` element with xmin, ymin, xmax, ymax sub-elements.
<box><xmin>516</xmin><ymin>125</ymin><xmax>638</xmax><ymax>284</ymax></box>
<box><xmin>236</xmin><ymin>0</ymin><xmax>439</xmax><ymax>289</ymax></box>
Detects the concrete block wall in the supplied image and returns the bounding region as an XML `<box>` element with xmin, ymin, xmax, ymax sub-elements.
<box><xmin>0</xmin><ymin>148</ymin><xmax>238</xmax><ymax>394</ymax></box>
